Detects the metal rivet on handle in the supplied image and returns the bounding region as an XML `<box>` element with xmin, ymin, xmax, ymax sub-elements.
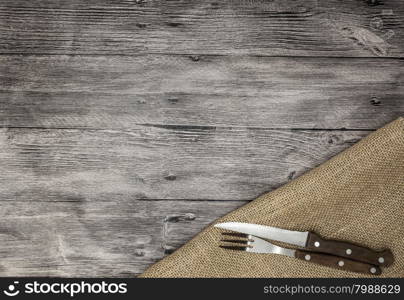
<box><xmin>338</xmin><ymin>260</ymin><xmax>344</xmax><ymax>267</ymax></box>
<box><xmin>314</xmin><ymin>241</ymin><xmax>320</xmax><ymax>247</ymax></box>
<box><xmin>378</xmin><ymin>257</ymin><xmax>385</xmax><ymax>264</ymax></box>
<box><xmin>370</xmin><ymin>267</ymin><xmax>377</xmax><ymax>274</ymax></box>
<box><xmin>346</xmin><ymin>249</ymin><xmax>352</xmax><ymax>255</ymax></box>
<box><xmin>305</xmin><ymin>254</ymin><xmax>311</xmax><ymax>261</ymax></box>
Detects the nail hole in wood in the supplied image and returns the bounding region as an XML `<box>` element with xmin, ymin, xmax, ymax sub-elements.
<box><xmin>189</xmin><ymin>55</ymin><xmax>200</xmax><ymax>62</ymax></box>
<box><xmin>166</xmin><ymin>22</ymin><xmax>184</xmax><ymax>28</ymax></box>
<box><xmin>164</xmin><ymin>173</ymin><xmax>177</xmax><ymax>181</ymax></box>
<box><xmin>136</xmin><ymin>23</ymin><xmax>147</xmax><ymax>29</ymax></box>
<box><xmin>287</xmin><ymin>171</ymin><xmax>296</xmax><ymax>180</ymax></box>
<box><xmin>167</xmin><ymin>97</ymin><xmax>179</xmax><ymax>103</ymax></box>
<box><xmin>164</xmin><ymin>248</ymin><xmax>175</xmax><ymax>255</ymax></box>
<box><xmin>134</xmin><ymin>250</ymin><xmax>145</xmax><ymax>257</ymax></box>
<box><xmin>370</xmin><ymin>98</ymin><xmax>381</xmax><ymax>106</ymax></box>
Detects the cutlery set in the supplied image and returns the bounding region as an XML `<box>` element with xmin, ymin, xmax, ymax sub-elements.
<box><xmin>215</xmin><ymin>222</ymin><xmax>393</xmax><ymax>275</ymax></box>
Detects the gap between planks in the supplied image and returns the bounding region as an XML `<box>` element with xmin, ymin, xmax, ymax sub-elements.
<box><xmin>0</xmin><ymin>53</ymin><xmax>404</xmax><ymax>60</ymax></box>
<box><xmin>0</xmin><ymin>125</ymin><xmax>377</xmax><ymax>131</ymax></box>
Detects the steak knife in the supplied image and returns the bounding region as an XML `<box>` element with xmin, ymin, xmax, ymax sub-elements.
<box><xmin>214</xmin><ymin>222</ymin><xmax>393</xmax><ymax>266</ymax></box>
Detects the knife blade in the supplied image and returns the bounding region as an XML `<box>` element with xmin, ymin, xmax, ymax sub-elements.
<box><xmin>214</xmin><ymin>222</ymin><xmax>394</xmax><ymax>267</ymax></box>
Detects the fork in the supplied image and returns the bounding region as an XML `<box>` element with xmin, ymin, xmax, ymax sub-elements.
<box><xmin>220</xmin><ymin>232</ymin><xmax>381</xmax><ymax>275</ymax></box>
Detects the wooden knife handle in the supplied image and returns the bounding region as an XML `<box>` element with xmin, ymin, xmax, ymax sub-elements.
<box><xmin>305</xmin><ymin>232</ymin><xmax>394</xmax><ymax>267</ymax></box>
<box><xmin>295</xmin><ymin>250</ymin><xmax>381</xmax><ymax>275</ymax></box>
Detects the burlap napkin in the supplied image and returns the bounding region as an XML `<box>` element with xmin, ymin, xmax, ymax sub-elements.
<box><xmin>140</xmin><ymin>118</ymin><xmax>404</xmax><ymax>277</ymax></box>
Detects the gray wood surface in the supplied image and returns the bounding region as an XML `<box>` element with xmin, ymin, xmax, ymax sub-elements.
<box><xmin>0</xmin><ymin>0</ymin><xmax>403</xmax><ymax>277</ymax></box>
<box><xmin>0</xmin><ymin>128</ymin><xmax>369</xmax><ymax>202</ymax></box>
<box><xmin>0</xmin><ymin>199</ymin><xmax>242</xmax><ymax>276</ymax></box>
<box><xmin>1</xmin><ymin>55</ymin><xmax>403</xmax><ymax>130</ymax></box>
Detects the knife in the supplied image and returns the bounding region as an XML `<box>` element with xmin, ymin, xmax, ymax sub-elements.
<box><xmin>214</xmin><ymin>222</ymin><xmax>394</xmax><ymax>267</ymax></box>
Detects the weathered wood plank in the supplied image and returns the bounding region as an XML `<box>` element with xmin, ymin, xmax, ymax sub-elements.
<box><xmin>0</xmin><ymin>0</ymin><xmax>403</xmax><ymax>56</ymax></box>
<box><xmin>1</xmin><ymin>55</ymin><xmax>403</xmax><ymax>130</ymax></box>
<box><xmin>0</xmin><ymin>199</ymin><xmax>243</xmax><ymax>276</ymax></box>
<box><xmin>0</xmin><ymin>127</ymin><xmax>369</xmax><ymax>202</ymax></box>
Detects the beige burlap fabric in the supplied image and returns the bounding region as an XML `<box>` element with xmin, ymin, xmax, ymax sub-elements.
<box><xmin>140</xmin><ymin>118</ymin><xmax>404</xmax><ymax>277</ymax></box>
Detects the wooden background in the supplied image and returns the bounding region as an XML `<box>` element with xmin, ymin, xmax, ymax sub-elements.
<box><xmin>0</xmin><ymin>0</ymin><xmax>403</xmax><ymax>277</ymax></box>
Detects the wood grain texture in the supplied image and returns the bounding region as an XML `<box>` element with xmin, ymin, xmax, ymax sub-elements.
<box><xmin>0</xmin><ymin>0</ymin><xmax>403</xmax><ymax>56</ymax></box>
<box><xmin>0</xmin><ymin>199</ymin><xmax>242</xmax><ymax>276</ymax></box>
<box><xmin>0</xmin><ymin>127</ymin><xmax>369</xmax><ymax>202</ymax></box>
<box><xmin>1</xmin><ymin>55</ymin><xmax>403</xmax><ymax>130</ymax></box>
<box><xmin>0</xmin><ymin>126</ymin><xmax>370</xmax><ymax>276</ymax></box>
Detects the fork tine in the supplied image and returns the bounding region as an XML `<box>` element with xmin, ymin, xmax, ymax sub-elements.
<box><xmin>221</xmin><ymin>232</ymin><xmax>248</xmax><ymax>238</ymax></box>
<box><xmin>219</xmin><ymin>245</ymin><xmax>247</xmax><ymax>251</ymax></box>
<box><xmin>220</xmin><ymin>239</ymin><xmax>249</xmax><ymax>244</ymax></box>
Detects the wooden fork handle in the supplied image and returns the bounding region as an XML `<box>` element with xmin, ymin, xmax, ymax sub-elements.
<box><xmin>305</xmin><ymin>232</ymin><xmax>394</xmax><ymax>267</ymax></box>
<box><xmin>295</xmin><ymin>250</ymin><xmax>381</xmax><ymax>275</ymax></box>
